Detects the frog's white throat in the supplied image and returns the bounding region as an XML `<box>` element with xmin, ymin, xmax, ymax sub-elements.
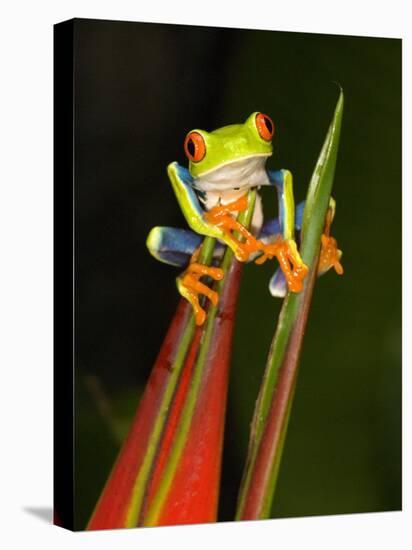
<box><xmin>193</xmin><ymin>154</ymin><xmax>271</xmax><ymax>208</ymax></box>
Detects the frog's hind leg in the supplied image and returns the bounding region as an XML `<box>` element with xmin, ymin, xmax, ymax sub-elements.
<box><xmin>177</xmin><ymin>248</ymin><xmax>224</xmax><ymax>326</ymax></box>
<box><xmin>146</xmin><ymin>226</ymin><xmax>203</xmax><ymax>267</ymax></box>
<box><xmin>146</xmin><ymin>226</ymin><xmax>225</xmax><ymax>325</ymax></box>
<box><xmin>318</xmin><ymin>198</ymin><xmax>344</xmax><ymax>276</ymax></box>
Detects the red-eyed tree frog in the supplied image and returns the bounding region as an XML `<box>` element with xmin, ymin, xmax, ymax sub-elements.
<box><xmin>147</xmin><ymin>112</ymin><xmax>343</xmax><ymax>325</ymax></box>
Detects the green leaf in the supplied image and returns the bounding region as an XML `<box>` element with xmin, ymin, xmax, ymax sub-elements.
<box><xmin>235</xmin><ymin>89</ymin><xmax>344</xmax><ymax>520</ymax></box>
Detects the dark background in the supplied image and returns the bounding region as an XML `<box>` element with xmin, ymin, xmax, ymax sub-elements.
<box><xmin>73</xmin><ymin>18</ymin><xmax>401</xmax><ymax>529</ymax></box>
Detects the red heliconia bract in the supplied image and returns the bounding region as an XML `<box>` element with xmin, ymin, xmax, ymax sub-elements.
<box><xmin>87</xmin><ymin>258</ymin><xmax>244</xmax><ymax>530</ymax></box>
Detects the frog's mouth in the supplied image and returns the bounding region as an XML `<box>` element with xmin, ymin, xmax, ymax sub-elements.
<box><xmin>193</xmin><ymin>154</ymin><xmax>272</xmax><ymax>194</ymax></box>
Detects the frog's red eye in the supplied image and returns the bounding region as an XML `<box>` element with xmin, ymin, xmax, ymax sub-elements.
<box><xmin>184</xmin><ymin>131</ymin><xmax>206</xmax><ymax>162</ymax></box>
<box><xmin>256</xmin><ymin>113</ymin><xmax>275</xmax><ymax>141</ymax></box>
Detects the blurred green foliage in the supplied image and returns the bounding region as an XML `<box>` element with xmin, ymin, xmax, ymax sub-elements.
<box><xmin>74</xmin><ymin>20</ymin><xmax>401</xmax><ymax>528</ymax></box>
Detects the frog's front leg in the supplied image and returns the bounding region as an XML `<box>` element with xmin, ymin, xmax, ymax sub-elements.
<box><xmin>168</xmin><ymin>163</ymin><xmax>262</xmax><ymax>262</ymax></box>
<box><xmin>264</xmin><ymin>198</ymin><xmax>343</xmax><ymax>297</ymax></box>
<box><xmin>167</xmin><ymin>162</ymin><xmax>266</xmax><ymax>323</ymax></box>
<box><xmin>203</xmin><ymin>194</ymin><xmax>266</xmax><ymax>261</ymax></box>
<box><xmin>258</xmin><ymin>169</ymin><xmax>309</xmax><ymax>293</ymax></box>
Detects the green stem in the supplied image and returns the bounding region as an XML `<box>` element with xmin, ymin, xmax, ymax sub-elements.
<box><xmin>236</xmin><ymin>90</ymin><xmax>344</xmax><ymax>520</ymax></box>
<box><xmin>143</xmin><ymin>190</ymin><xmax>257</xmax><ymax>526</ymax></box>
<box><xmin>124</xmin><ymin>236</ymin><xmax>216</xmax><ymax>528</ymax></box>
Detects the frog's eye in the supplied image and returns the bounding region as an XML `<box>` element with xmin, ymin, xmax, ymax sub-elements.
<box><xmin>255</xmin><ymin>113</ymin><xmax>275</xmax><ymax>141</ymax></box>
<box><xmin>184</xmin><ymin>131</ymin><xmax>206</xmax><ymax>162</ymax></box>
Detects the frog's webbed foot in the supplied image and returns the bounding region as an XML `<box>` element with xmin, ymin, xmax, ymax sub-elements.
<box><xmin>318</xmin><ymin>200</ymin><xmax>344</xmax><ymax>276</ymax></box>
<box><xmin>204</xmin><ymin>195</ymin><xmax>263</xmax><ymax>262</ymax></box>
<box><xmin>319</xmin><ymin>235</ymin><xmax>343</xmax><ymax>275</ymax></box>
<box><xmin>256</xmin><ymin>237</ymin><xmax>309</xmax><ymax>293</ymax></box>
<box><xmin>177</xmin><ymin>249</ymin><xmax>224</xmax><ymax>326</ymax></box>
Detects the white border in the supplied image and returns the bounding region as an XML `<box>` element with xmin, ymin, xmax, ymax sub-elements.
<box><xmin>0</xmin><ymin>1</ymin><xmax>409</xmax><ymax>549</ymax></box>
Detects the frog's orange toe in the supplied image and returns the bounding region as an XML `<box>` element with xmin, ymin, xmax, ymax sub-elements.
<box><xmin>194</xmin><ymin>307</ymin><xmax>206</xmax><ymax>327</ymax></box>
<box><xmin>335</xmin><ymin>260</ymin><xmax>344</xmax><ymax>275</ymax></box>
<box><xmin>287</xmin><ymin>262</ymin><xmax>309</xmax><ymax>293</ymax></box>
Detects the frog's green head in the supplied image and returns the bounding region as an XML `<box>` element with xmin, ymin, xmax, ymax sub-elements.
<box><xmin>183</xmin><ymin>112</ymin><xmax>274</xmax><ymax>179</ymax></box>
